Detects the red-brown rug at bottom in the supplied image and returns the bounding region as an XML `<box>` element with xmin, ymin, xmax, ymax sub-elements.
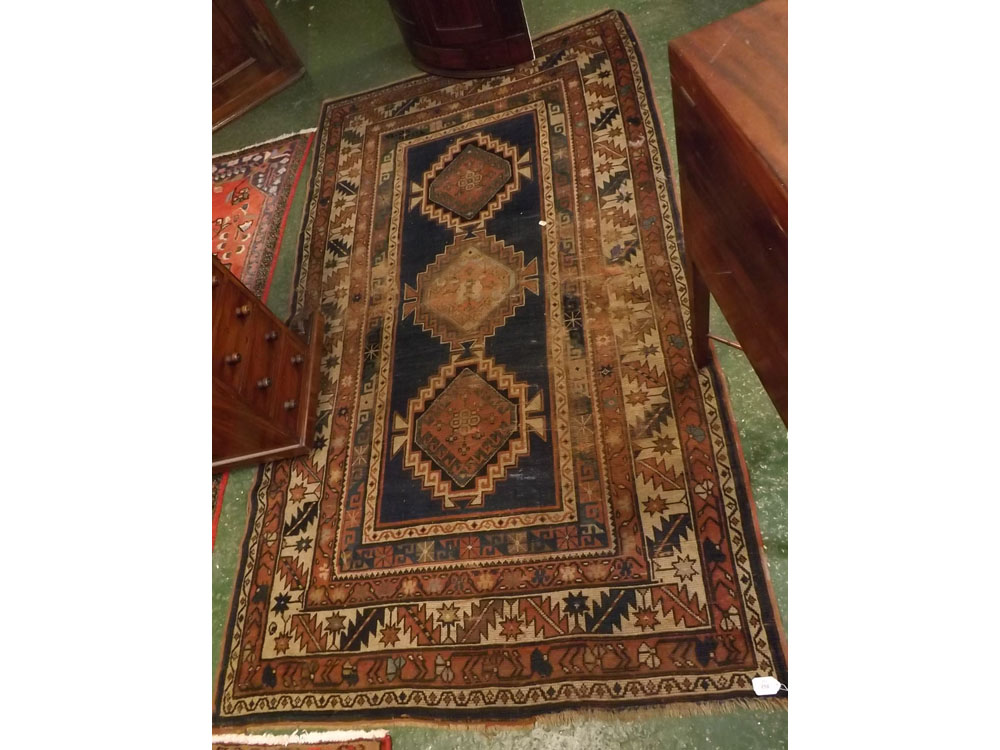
<box><xmin>213</xmin><ymin>730</ymin><xmax>389</xmax><ymax>750</ymax></box>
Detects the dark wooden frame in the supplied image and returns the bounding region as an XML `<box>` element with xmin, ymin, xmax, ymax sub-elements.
<box><xmin>212</xmin><ymin>0</ymin><xmax>305</xmax><ymax>130</ymax></box>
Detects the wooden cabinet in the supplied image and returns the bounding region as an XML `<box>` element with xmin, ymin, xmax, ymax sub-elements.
<box><xmin>212</xmin><ymin>256</ymin><xmax>322</xmax><ymax>470</ymax></box>
<box><xmin>669</xmin><ymin>0</ymin><xmax>788</xmax><ymax>423</ymax></box>
<box><xmin>212</xmin><ymin>0</ymin><xmax>304</xmax><ymax>130</ymax></box>
<box><xmin>386</xmin><ymin>0</ymin><xmax>533</xmax><ymax>76</ymax></box>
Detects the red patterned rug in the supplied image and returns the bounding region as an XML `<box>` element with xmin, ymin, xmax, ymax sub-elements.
<box><xmin>212</xmin><ymin>131</ymin><xmax>315</xmax><ymax>546</ymax></box>
<box><xmin>215</xmin><ymin>10</ymin><xmax>786</xmax><ymax>723</ymax></box>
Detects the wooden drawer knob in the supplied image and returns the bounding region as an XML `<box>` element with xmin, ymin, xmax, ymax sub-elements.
<box><xmin>235</xmin><ymin>304</ymin><xmax>251</xmax><ymax>318</ymax></box>
<box><xmin>212</xmin><ymin>275</ymin><xmax>219</xmax><ymax>287</ymax></box>
<box><xmin>264</xmin><ymin>330</ymin><xmax>278</xmax><ymax>342</ymax></box>
<box><xmin>283</xmin><ymin>399</ymin><xmax>297</xmax><ymax>410</ymax></box>
<box><xmin>224</xmin><ymin>352</ymin><xmax>241</xmax><ymax>365</ymax></box>
<box><xmin>290</xmin><ymin>354</ymin><xmax>304</xmax><ymax>365</ymax></box>
<box><xmin>256</xmin><ymin>377</ymin><xmax>272</xmax><ymax>389</ymax></box>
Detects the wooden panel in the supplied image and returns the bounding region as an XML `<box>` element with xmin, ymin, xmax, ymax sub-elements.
<box><xmin>212</xmin><ymin>0</ymin><xmax>304</xmax><ymax>130</ymax></box>
<box><xmin>212</xmin><ymin>5</ymin><xmax>253</xmax><ymax>83</ymax></box>
<box><xmin>213</xmin><ymin>379</ymin><xmax>294</xmax><ymax>460</ymax></box>
<box><xmin>244</xmin><ymin>317</ymin><xmax>285</xmax><ymax>416</ymax></box>
<box><xmin>387</xmin><ymin>0</ymin><xmax>533</xmax><ymax>77</ymax></box>
<box><xmin>669</xmin><ymin>0</ymin><xmax>788</xmax><ymax>423</ymax></box>
<box><xmin>428</xmin><ymin>2</ymin><xmax>481</xmax><ymax>32</ymax></box>
<box><xmin>212</xmin><ymin>257</ymin><xmax>323</xmax><ymax>471</ymax></box>
<box><xmin>274</xmin><ymin>338</ymin><xmax>307</xmax><ymax>435</ymax></box>
<box><xmin>213</xmin><ymin>279</ymin><xmax>255</xmax><ymax>394</ymax></box>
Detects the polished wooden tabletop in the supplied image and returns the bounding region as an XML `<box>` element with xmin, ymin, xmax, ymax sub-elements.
<box><xmin>669</xmin><ymin>0</ymin><xmax>788</xmax><ymax>423</ymax></box>
<box><xmin>670</xmin><ymin>0</ymin><xmax>787</xmax><ymax>227</ymax></box>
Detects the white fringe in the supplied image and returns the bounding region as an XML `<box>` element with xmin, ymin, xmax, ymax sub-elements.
<box><xmin>212</xmin><ymin>128</ymin><xmax>317</xmax><ymax>159</ymax></box>
<box><xmin>213</xmin><ymin>729</ymin><xmax>387</xmax><ymax>745</ymax></box>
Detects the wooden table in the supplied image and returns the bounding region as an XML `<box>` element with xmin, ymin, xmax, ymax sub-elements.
<box><xmin>669</xmin><ymin>0</ymin><xmax>788</xmax><ymax>423</ymax></box>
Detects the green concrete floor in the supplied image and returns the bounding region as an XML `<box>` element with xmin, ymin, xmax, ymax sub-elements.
<box><xmin>213</xmin><ymin>2</ymin><xmax>787</xmax><ymax>747</ymax></box>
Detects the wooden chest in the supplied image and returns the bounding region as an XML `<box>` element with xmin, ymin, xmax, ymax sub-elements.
<box><xmin>212</xmin><ymin>0</ymin><xmax>304</xmax><ymax>130</ymax></box>
<box><xmin>212</xmin><ymin>255</ymin><xmax>322</xmax><ymax>470</ymax></box>
<box><xmin>669</xmin><ymin>0</ymin><xmax>788</xmax><ymax>423</ymax></box>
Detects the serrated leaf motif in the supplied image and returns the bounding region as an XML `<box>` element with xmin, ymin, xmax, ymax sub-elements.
<box><xmin>283</xmin><ymin>500</ymin><xmax>317</xmax><ymax>537</ymax></box>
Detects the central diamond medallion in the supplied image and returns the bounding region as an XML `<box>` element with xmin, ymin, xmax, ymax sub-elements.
<box><xmin>428</xmin><ymin>144</ymin><xmax>512</xmax><ymax>220</ymax></box>
<box><xmin>411</xmin><ymin>132</ymin><xmax>532</xmax><ymax>230</ymax></box>
<box><xmin>424</xmin><ymin>246</ymin><xmax>516</xmax><ymax>333</ymax></box>
<box><xmin>414</xmin><ymin>368</ymin><xmax>517</xmax><ymax>487</ymax></box>
<box><xmin>402</xmin><ymin>230</ymin><xmax>539</xmax><ymax>351</ymax></box>
<box><xmin>392</xmin><ymin>357</ymin><xmax>547</xmax><ymax>508</ymax></box>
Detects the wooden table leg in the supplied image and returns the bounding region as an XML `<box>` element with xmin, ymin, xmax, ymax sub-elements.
<box><xmin>686</xmin><ymin>255</ymin><xmax>711</xmax><ymax>368</ymax></box>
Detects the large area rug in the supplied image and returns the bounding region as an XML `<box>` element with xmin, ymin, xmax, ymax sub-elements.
<box><xmin>215</xmin><ymin>10</ymin><xmax>786</xmax><ymax>724</ymax></box>
<box><xmin>212</xmin><ymin>131</ymin><xmax>315</xmax><ymax>546</ymax></box>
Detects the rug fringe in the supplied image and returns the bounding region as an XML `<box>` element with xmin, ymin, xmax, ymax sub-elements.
<box><xmin>213</xmin><ymin>128</ymin><xmax>317</xmax><ymax>159</ymax></box>
<box><xmin>213</xmin><ymin>697</ymin><xmax>785</xmax><ymax>734</ymax></box>
<box><xmin>529</xmin><ymin>696</ymin><xmax>787</xmax><ymax>729</ymax></box>
<box><xmin>212</xmin><ymin>729</ymin><xmax>388</xmax><ymax>744</ymax></box>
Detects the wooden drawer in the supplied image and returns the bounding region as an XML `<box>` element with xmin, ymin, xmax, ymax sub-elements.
<box><xmin>273</xmin><ymin>337</ymin><xmax>308</xmax><ymax>435</ymax></box>
<box><xmin>213</xmin><ymin>380</ymin><xmax>296</xmax><ymax>461</ymax></box>
<box><xmin>213</xmin><ymin>279</ymin><xmax>258</xmax><ymax>393</ymax></box>
<box><xmin>243</xmin><ymin>315</ymin><xmax>286</xmax><ymax>415</ymax></box>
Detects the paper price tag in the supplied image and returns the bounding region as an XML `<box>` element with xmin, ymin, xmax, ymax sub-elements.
<box><xmin>752</xmin><ymin>676</ymin><xmax>782</xmax><ymax>696</ymax></box>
